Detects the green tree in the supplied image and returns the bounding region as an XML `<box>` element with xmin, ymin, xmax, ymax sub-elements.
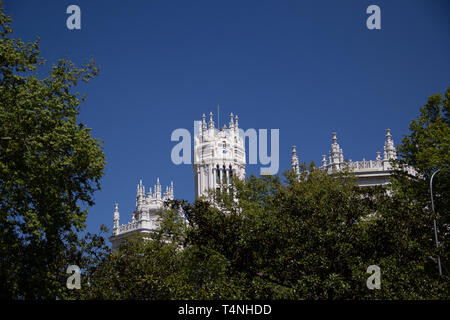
<box><xmin>392</xmin><ymin>87</ymin><xmax>450</xmax><ymax>284</ymax></box>
<box><xmin>183</xmin><ymin>170</ymin><xmax>380</xmax><ymax>299</ymax></box>
<box><xmin>0</xmin><ymin>4</ymin><xmax>105</xmax><ymax>299</ymax></box>
<box><xmin>83</xmin><ymin>166</ymin><xmax>450</xmax><ymax>299</ymax></box>
<box><xmin>80</xmin><ymin>205</ymin><xmax>246</xmax><ymax>299</ymax></box>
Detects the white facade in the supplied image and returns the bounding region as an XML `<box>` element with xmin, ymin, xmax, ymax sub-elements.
<box><xmin>193</xmin><ymin>112</ymin><xmax>246</xmax><ymax>199</ymax></box>
<box><xmin>292</xmin><ymin>129</ymin><xmax>413</xmax><ymax>187</ymax></box>
<box><xmin>109</xmin><ymin>178</ymin><xmax>174</xmax><ymax>250</ymax></box>
<box><xmin>110</xmin><ymin>113</ymin><xmax>411</xmax><ymax>248</ymax></box>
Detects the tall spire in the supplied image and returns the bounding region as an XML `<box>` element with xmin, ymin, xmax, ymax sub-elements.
<box><xmin>291</xmin><ymin>146</ymin><xmax>299</xmax><ymax>174</ymax></box>
<box><xmin>234</xmin><ymin>114</ymin><xmax>239</xmax><ymax>132</ymax></box>
<box><xmin>156</xmin><ymin>177</ymin><xmax>161</xmax><ymax>199</ymax></box>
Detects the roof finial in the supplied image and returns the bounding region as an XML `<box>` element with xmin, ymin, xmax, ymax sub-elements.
<box><xmin>202</xmin><ymin>113</ymin><xmax>207</xmax><ymax>131</ymax></box>
<box><xmin>208</xmin><ymin>112</ymin><xmax>214</xmax><ymax>129</ymax></box>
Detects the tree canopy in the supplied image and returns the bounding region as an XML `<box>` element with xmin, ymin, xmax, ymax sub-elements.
<box><xmin>0</xmin><ymin>3</ymin><xmax>105</xmax><ymax>299</ymax></box>
<box><xmin>83</xmin><ymin>165</ymin><xmax>449</xmax><ymax>299</ymax></box>
<box><xmin>81</xmin><ymin>89</ymin><xmax>450</xmax><ymax>300</ymax></box>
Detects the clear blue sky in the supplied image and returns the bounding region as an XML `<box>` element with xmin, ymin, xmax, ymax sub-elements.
<box><xmin>5</xmin><ymin>0</ymin><xmax>450</xmax><ymax>237</ymax></box>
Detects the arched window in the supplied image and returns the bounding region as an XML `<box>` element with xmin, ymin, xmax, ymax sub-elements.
<box><xmin>222</xmin><ymin>165</ymin><xmax>227</xmax><ymax>184</ymax></box>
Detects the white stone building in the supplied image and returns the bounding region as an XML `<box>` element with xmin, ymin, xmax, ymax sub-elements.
<box><xmin>110</xmin><ymin>113</ymin><xmax>407</xmax><ymax>248</ymax></box>
<box><xmin>291</xmin><ymin>129</ymin><xmax>412</xmax><ymax>187</ymax></box>
<box><xmin>193</xmin><ymin>112</ymin><xmax>246</xmax><ymax>199</ymax></box>
<box><xmin>109</xmin><ymin>178</ymin><xmax>174</xmax><ymax>250</ymax></box>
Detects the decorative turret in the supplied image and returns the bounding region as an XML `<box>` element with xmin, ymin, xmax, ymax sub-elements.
<box><xmin>202</xmin><ymin>113</ymin><xmax>207</xmax><ymax>134</ymax></box>
<box><xmin>330</xmin><ymin>132</ymin><xmax>343</xmax><ymax>170</ymax></box>
<box><xmin>136</xmin><ymin>179</ymin><xmax>144</xmax><ymax>208</ymax></box>
<box><xmin>113</xmin><ymin>203</ymin><xmax>120</xmax><ymax>234</ymax></box>
<box><xmin>208</xmin><ymin>112</ymin><xmax>215</xmax><ymax>129</ymax></box>
<box><xmin>291</xmin><ymin>146</ymin><xmax>299</xmax><ymax>174</ymax></box>
<box><xmin>154</xmin><ymin>177</ymin><xmax>161</xmax><ymax>200</ymax></box>
<box><xmin>321</xmin><ymin>154</ymin><xmax>327</xmax><ymax>167</ymax></box>
<box><xmin>383</xmin><ymin>129</ymin><xmax>396</xmax><ymax>160</ymax></box>
<box><xmin>229</xmin><ymin>112</ymin><xmax>234</xmax><ymax>129</ymax></box>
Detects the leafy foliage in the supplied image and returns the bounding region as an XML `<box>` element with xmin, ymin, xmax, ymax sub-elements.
<box><xmin>0</xmin><ymin>3</ymin><xmax>105</xmax><ymax>299</ymax></box>
<box><xmin>83</xmin><ymin>89</ymin><xmax>450</xmax><ymax>300</ymax></box>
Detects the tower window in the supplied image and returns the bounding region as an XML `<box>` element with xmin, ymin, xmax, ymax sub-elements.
<box><xmin>223</xmin><ymin>165</ymin><xmax>227</xmax><ymax>184</ymax></box>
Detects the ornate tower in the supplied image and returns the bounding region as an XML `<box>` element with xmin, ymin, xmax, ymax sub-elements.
<box><xmin>193</xmin><ymin>112</ymin><xmax>246</xmax><ymax>199</ymax></box>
